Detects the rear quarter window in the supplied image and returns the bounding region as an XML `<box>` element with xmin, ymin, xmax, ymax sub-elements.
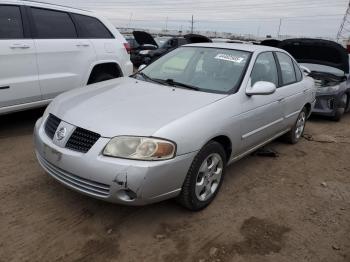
<box><xmin>293</xmin><ymin>60</ymin><xmax>303</xmax><ymax>81</ymax></box>
<box><xmin>73</xmin><ymin>14</ymin><xmax>113</xmax><ymax>39</ymax></box>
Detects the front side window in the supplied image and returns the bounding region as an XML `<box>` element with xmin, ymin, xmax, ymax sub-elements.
<box><xmin>141</xmin><ymin>47</ymin><xmax>251</xmax><ymax>94</ymax></box>
<box><xmin>277</xmin><ymin>52</ymin><xmax>297</xmax><ymax>85</ymax></box>
<box><xmin>73</xmin><ymin>14</ymin><xmax>113</xmax><ymax>39</ymax></box>
<box><xmin>31</xmin><ymin>8</ymin><xmax>77</xmax><ymax>39</ymax></box>
<box><xmin>0</xmin><ymin>6</ymin><xmax>23</xmax><ymax>39</ymax></box>
<box><xmin>250</xmin><ymin>52</ymin><xmax>278</xmax><ymax>86</ymax></box>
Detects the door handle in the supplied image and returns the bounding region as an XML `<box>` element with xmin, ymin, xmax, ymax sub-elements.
<box><xmin>0</xmin><ymin>86</ymin><xmax>10</xmax><ymax>90</ymax></box>
<box><xmin>278</xmin><ymin>98</ymin><xmax>285</xmax><ymax>102</ymax></box>
<box><xmin>303</xmin><ymin>89</ymin><xmax>308</xmax><ymax>94</ymax></box>
<box><xmin>10</xmin><ymin>43</ymin><xmax>30</xmax><ymax>49</ymax></box>
<box><xmin>76</xmin><ymin>43</ymin><xmax>90</xmax><ymax>47</ymax></box>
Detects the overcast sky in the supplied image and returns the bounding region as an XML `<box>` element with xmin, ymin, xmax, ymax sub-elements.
<box><xmin>46</xmin><ymin>0</ymin><xmax>348</xmax><ymax>38</ymax></box>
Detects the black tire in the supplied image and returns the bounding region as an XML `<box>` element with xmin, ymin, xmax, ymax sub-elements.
<box><xmin>177</xmin><ymin>141</ymin><xmax>227</xmax><ymax>211</ymax></box>
<box><xmin>89</xmin><ymin>72</ymin><xmax>115</xmax><ymax>84</ymax></box>
<box><xmin>331</xmin><ymin>94</ymin><xmax>348</xmax><ymax>122</ymax></box>
<box><xmin>284</xmin><ymin>107</ymin><xmax>308</xmax><ymax>144</ymax></box>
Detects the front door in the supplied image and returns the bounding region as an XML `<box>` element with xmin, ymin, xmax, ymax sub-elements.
<box><xmin>239</xmin><ymin>52</ymin><xmax>284</xmax><ymax>152</ymax></box>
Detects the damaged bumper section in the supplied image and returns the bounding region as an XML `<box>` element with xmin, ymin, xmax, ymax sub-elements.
<box><xmin>34</xmin><ymin>118</ymin><xmax>196</xmax><ymax>206</ymax></box>
<box><xmin>313</xmin><ymin>90</ymin><xmax>347</xmax><ymax>117</ymax></box>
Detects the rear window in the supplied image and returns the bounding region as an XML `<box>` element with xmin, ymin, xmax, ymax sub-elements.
<box><xmin>31</xmin><ymin>8</ymin><xmax>77</xmax><ymax>39</ymax></box>
<box><xmin>0</xmin><ymin>5</ymin><xmax>23</xmax><ymax>39</ymax></box>
<box><xmin>73</xmin><ymin>14</ymin><xmax>113</xmax><ymax>39</ymax></box>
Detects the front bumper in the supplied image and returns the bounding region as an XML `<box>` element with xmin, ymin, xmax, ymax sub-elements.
<box><xmin>312</xmin><ymin>90</ymin><xmax>346</xmax><ymax>117</ymax></box>
<box><xmin>34</xmin><ymin>117</ymin><xmax>197</xmax><ymax>206</ymax></box>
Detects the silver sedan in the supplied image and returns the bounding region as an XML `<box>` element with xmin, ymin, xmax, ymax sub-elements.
<box><xmin>34</xmin><ymin>43</ymin><xmax>316</xmax><ymax>211</ymax></box>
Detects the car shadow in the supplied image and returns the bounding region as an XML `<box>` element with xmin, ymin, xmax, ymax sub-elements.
<box><xmin>0</xmin><ymin>107</ymin><xmax>46</xmax><ymax>138</ymax></box>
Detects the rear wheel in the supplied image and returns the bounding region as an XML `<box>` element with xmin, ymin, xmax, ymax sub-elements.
<box><xmin>332</xmin><ymin>93</ymin><xmax>348</xmax><ymax>122</ymax></box>
<box><xmin>284</xmin><ymin>107</ymin><xmax>307</xmax><ymax>144</ymax></box>
<box><xmin>178</xmin><ymin>141</ymin><xmax>227</xmax><ymax>211</ymax></box>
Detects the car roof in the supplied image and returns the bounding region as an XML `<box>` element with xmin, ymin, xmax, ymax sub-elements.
<box><xmin>2</xmin><ymin>0</ymin><xmax>93</xmax><ymax>15</ymax></box>
<box><xmin>185</xmin><ymin>42</ymin><xmax>281</xmax><ymax>53</ymax></box>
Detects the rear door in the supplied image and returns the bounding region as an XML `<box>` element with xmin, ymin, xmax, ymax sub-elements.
<box><xmin>72</xmin><ymin>14</ymin><xmax>121</xmax><ymax>70</ymax></box>
<box><xmin>0</xmin><ymin>5</ymin><xmax>40</xmax><ymax>108</ymax></box>
<box><xmin>275</xmin><ymin>52</ymin><xmax>306</xmax><ymax>127</ymax></box>
<box><xmin>29</xmin><ymin>7</ymin><xmax>96</xmax><ymax>100</ymax></box>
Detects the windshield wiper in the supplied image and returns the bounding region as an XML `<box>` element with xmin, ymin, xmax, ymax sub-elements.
<box><xmin>156</xmin><ymin>79</ymin><xmax>200</xmax><ymax>91</ymax></box>
<box><xmin>135</xmin><ymin>73</ymin><xmax>200</xmax><ymax>90</ymax></box>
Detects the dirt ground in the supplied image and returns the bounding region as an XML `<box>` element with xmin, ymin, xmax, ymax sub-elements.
<box><xmin>0</xmin><ymin>108</ymin><xmax>349</xmax><ymax>262</ymax></box>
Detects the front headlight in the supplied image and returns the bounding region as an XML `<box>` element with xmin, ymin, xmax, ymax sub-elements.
<box><xmin>103</xmin><ymin>136</ymin><xmax>176</xmax><ymax>160</ymax></box>
<box><xmin>139</xmin><ymin>50</ymin><xmax>150</xmax><ymax>55</ymax></box>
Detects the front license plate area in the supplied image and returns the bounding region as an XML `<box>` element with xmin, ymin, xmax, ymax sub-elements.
<box><xmin>43</xmin><ymin>143</ymin><xmax>63</xmax><ymax>164</ymax></box>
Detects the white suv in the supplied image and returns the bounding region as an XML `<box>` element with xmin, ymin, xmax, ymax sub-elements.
<box><xmin>0</xmin><ymin>0</ymin><xmax>133</xmax><ymax>114</ymax></box>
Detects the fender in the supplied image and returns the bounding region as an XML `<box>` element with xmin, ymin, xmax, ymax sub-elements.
<box><xmin>83</xmin><ymin>59</ymin><xmax>123</xmax><ymax>85</ymax></box>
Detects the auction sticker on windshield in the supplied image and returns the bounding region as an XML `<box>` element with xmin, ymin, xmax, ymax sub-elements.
<box><xmin>215</xmin><ymin>54</ymin><xmax>245</xmax><ymax>63</ymax></box>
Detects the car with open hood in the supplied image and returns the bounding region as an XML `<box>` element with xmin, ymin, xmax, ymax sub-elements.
<box><xmin>34</xmin><ymin>43</ymin><xmax>315</xmax><ymax>211</ymax></box>
<box><xmin>278</xmin><ymin>38</ymin><xmax>350</xmax><ymax>121</ymax></box>
<box><xmin>130</xmin><ymin>31</ymin><xmax>212</xmax><ymax>67</ymax></box>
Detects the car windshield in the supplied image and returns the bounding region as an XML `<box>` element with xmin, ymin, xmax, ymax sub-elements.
<box><xmin>140</xmin><ymin>47</ymin><xmax>251</xmax><ymax>94</ymax></box>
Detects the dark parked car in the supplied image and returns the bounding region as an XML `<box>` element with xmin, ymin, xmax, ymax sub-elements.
<box><xmin>278</xmin><ymin>39</ymin><xmax>350</xmax><ymax>121</ymax></box>
<box><xmin>130</xmin><ymin>31</ymin><xmax>212</xmax><ymax>67</ymax></box>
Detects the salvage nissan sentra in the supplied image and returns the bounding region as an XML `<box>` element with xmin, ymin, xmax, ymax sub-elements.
<box><xmin>34</xmin><ymin>43</ymin><xmax>316</xmax><ymax>211</ymax></box>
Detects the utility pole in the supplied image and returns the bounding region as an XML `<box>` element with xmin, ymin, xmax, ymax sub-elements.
<box><xmin>190</xmin><ymin>15</ymin><xmax>194</xmax><ymax>33</ymax></box>
<box><xmin>128</xmin><ymin>13</ymin><xmax>133</xmax><ymax>28</ymax></box>
<box><xmin>277</xmin><ymin>18</ymin><xmax>282</xmax><ymax>39</ymax></box>
<box><xmin>165</xmin><ymin>16</ymin><xmax>168</xmax><ymax>32</ymax></box>
<box><xmin>337</xmin><ymin>1</ymin><xmax>350</xmax><ymax>42</ymax></box>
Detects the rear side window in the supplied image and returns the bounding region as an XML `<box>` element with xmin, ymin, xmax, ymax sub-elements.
<box><xmin>293</xmin><ymin>60</ymin><xmax>303</xmax><ymax>81</ymax></box>
<box><xmin>31</xmin><ymin>8</ymin><xmax>77</xmax><ymax>39</ymax></box>
<box><xmin>0</xmin><ymin>6</ymin><xmax>23</xmax><ymax>39</ymax></box>
<box><xmin>73</xmin><ymin>14</ymin><xmax>113</xmax><ymax>39</ymax></box>
<box><xmin>276</xmin><ymin>52</ymin><xmax>297</xmax><ymax>85</ymax></box>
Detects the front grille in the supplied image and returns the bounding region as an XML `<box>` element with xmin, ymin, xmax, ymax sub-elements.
<box><xmin>65</xmin><ymin>127</ymin><xmax>101</xmax><ymax>153</ymax></box>
<box><xmin>45</xmin><ymin>114</ymin><xmax>61</xmax><ymax>139</ymax></box>
<box><xmin>38</xmin><ymin>154</ymin><xmax>110</xmax><ymax>197</ymax></box>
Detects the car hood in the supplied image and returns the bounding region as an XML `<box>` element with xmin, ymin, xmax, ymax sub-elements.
<box><xmin>132</xmin><ymin>31</ymin><xmax>158</xmax><ymax>47</ymax></box>
<box><xmin>184</xmin><ymin>34</ymin><xmax>212</xmax><ymax>43</ymax></box>
<box><xmin>260</xmin><ymin>39</ymin><xmax>281</xmax><ymax>47</ymax></box>
<box><xmin>278</xmin><ymin>38</ymin><xmax>349</xmax><ymax>73</ymax></box>
<box><xmin>49</xmin><ymin>77</ymin><xmax>226</xmax><ymax>138</ymax></box>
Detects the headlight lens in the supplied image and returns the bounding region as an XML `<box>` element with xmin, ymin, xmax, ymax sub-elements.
<box><xmin>103</xmin><ymin>136</ymin><xmax>176</xmax><ymax>160</ymax></box>
<box><xmin>139</xmin><ymin>50</ymin><xmax>150</xmax><ymax>55</ymax></box>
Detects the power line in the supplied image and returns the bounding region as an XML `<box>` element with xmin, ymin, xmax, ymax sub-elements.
<box><xmin>337</xmin><ymin>1</ymin><xmax>350</xmax><ymax>40</ymax></box>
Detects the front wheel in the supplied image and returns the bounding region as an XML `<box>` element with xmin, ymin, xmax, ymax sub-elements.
<box><xmin>177</xmin><ymin>141</ymin><xmax>227</xmax><ymax>211</ymax></box>
<box><xmin>284</xmin><ymin>107</ymin><xmax>307</xmax><ymax>144</ymax></box>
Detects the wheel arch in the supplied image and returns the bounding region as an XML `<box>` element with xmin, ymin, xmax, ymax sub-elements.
<box><xmin>87</xmin><ymin>62</ymin><xmax>123</xmax><ymax>85</ymax></box>
<box><xmin>304</xmin><ymin>102</ymin><xmax>312</xmax><ymax>118</ymax></box>
<box><xmin>207</xmin><ymin>135</ymin><xmax>233</xmax><ymax>161</ymax></box>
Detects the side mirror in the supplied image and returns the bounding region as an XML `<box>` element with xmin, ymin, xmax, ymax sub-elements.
<box><xmin>138</xmin><ymin>64</ymin><xmax>147</xmax><ymax>71</ymax></box>
<box><xmin>246</xmin><ymin>81</ymin><xmax>276</xmax><ymax>96</ymax></box>
<box><xmin>300</xmin><ymin>65</ymin><xmax>311</xmax><ymax>76</ymax></box>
